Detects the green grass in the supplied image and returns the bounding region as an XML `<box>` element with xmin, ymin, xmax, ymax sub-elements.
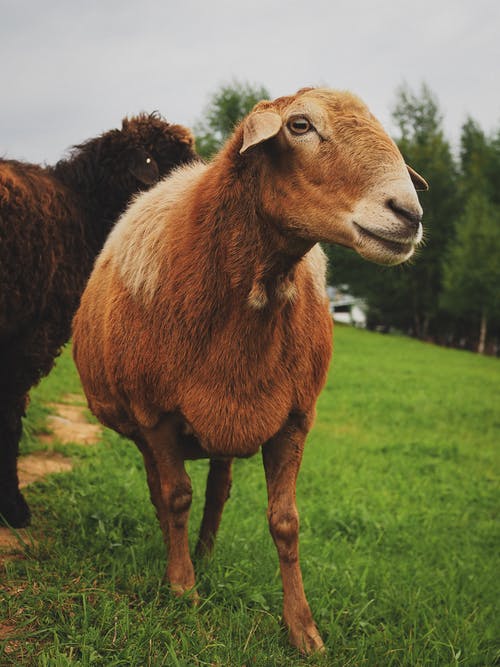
<box><xmin>1</xmin><ymin>326</ymin><xmax>499</xmax><ymax>666</ymax></box>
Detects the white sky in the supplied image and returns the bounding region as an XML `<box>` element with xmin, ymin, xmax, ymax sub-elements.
<box><xmin>1</xmin><ymin>0</ymin><xmax>499</xmax><ymax>164</ymax></box>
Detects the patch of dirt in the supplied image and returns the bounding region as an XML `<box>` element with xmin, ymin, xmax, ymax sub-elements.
<box><xmin>0</xmin><ymin>622</ymin><xmax>18</xmax><ymax>658</ymax></box>
<box><xmin>0</xmin><ymin>451</ymin><xmax>71</xmax><ymax>558</ymax></box>
<box><xmin>0</xmin><ymin>528</ymin><xmax>34</xmax><ymax>565</ymax></box>
<box><xmin>38</xmin><ymin>400</ymin><xmax>101</xmax><ymax>445</ymax></box>
<box><xmin>0</xmin><ymin>622</ymin><xmax>16</xmax><ymax>639</ymax></box>
<box><xmin>18</xmin><ymin>451</ymin><xmax>73</xmax><ymax>488</ymax></box>
<box><xmin>61</xmin><ymin>392</ymin><xmax>87</xmax><ymax>405</ymax></box>
<box><xmin>1</xmin><ymin>395</ymin><xmax>100</xmax><ymax>560</ymax></box>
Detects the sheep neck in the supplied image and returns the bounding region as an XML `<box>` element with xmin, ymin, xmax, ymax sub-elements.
<box><xmin>192</xmin><ymin>152</ymin><xmax>314</xmax><ymax>312</ymax></box>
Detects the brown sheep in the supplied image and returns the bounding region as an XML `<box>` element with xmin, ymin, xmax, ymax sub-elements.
<box><xmin>0</xmin><ymin>114</ymin><xmax>197</xmax><ymax>528</ymax></box>
<box><xmin>72</xmin><ymin>88</ymin><xmax>427</xmax><ymax>654</ymax></box>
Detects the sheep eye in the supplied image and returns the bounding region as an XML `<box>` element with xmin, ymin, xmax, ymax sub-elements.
<box><xmin>288</xmin><ymin>117</ymin><xmax>312</xmax><ymax>135</ymax></box>
<box><xmin>146</xmin><ymin>157</ymin><xmax>152</xmax><ymax>164</ymax></box>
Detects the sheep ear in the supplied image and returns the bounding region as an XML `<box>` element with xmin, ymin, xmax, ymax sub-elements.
<box><xmin>240</xmin><ymin>111</ymin><xmax>282</xmax><ymax>155</ymax></box>
<box><xmin>172</xmin><ymin>125</ymin><xmax>195</xmax><ymax>147</ymax></box>
<box><xmin>407</xmin><ymin>165</ymin><xmax>429</xmax><ymax>191</ymax></box>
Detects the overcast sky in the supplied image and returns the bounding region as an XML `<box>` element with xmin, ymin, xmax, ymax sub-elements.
<box><xmin>1</xmin><ymin>0</ymin><xmax>499</xmax><ymax>164</ymax></box>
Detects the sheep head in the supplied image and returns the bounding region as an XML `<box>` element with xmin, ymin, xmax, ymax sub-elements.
<box><xmin>120</xmin><ymin>113</ymin><xmax>196</xmax><ymax>187</ymax></box>
<box><xmin>239</xmin><ymin>88</ymin><xmax>427</xmax><ymax>266</ymax></box>
<box><xmin>54</xmin><ymin>113</ymin><xmax>198</xmax><ymax>248</ymax></box>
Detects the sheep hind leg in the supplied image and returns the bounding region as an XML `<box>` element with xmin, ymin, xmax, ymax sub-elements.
<box><xmin>139</xmin><ymin>416</ymin><xmax>196</xmax><ymax>598</ymax></box>
<box><xmin>262</xmin><ymin>414</ymin><xmax>324</xmax><ymax>655</ymax></box>
<box><xmin>195</xmin><ymin>458</ymin><xmax>233</xmax><ymax>558</ymax></box>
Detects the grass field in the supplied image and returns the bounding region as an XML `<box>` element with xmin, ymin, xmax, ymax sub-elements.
<box><xmin>1</xmin><ymin>325</ymin><xmax>499</xmax><ymax>666</ymax></box>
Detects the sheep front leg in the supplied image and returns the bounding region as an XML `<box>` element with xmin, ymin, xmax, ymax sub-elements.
<box><xmin>0</xmin><ymin>395</ymin><xmax>31</xmax><ymax>527</ymax></box>
<box><xmin>139</xmin><ymin>416</ymin><xmax>196</xmax><ymax>597</ymax></box>
<box><xmin>195</xmin><ymin>458</ymin><xmax>233</xmax><ymax>557</ymax></box>
<box><xmin>134</xmin><ymin>436</ymin><xmax>168</xmax><ymax>534</ymax></box>
<box><xmin>262</xmin><ymin>414</ymin><xmax>324</xmax><ymax>654</ymax></box>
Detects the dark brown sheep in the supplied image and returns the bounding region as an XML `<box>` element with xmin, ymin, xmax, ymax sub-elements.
<box><xmin>0</xmin><ymin>113</ymin><xmax>197</xmax><ymax>527</ymax></box>
<box><xmin>73</xmin><ymin>88</ymin><xmax>428</xmax><ymax>654</ymax></box>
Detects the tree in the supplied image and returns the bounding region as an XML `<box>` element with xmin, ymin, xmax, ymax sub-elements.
<box><xmin>440</xmin><ymin>119</ymin><xmax>500</xmax><ymax>353</ymax></box>
<box><xmin>441</xmin><ymin>193</ymin><xmax>500</xmax><ymax>353</ymax></box>
<box><xmin>392</xmin><ymin>83</ymin><xmax>442</xmax><ymax>145</ymax></box>
<box><xmin>460</xmin><ymin>117</ymin><xmax>500</xmax><ymax>206</ymax></box>
<box><xmin>194</xmin><ymin>80</ymin><xmax>271</xmax><ymax>159</ymax></box>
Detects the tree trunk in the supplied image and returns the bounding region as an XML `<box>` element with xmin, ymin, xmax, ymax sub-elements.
<box><xmin>422</xmin><ymin>314</ymin><xmax>430</xmax><ymax>340</ymax></box>
<box><xmin>413</xmin><ymin>310</ymin><xmax>421</xmax><ymax>339</ymax></box>
<box><xmin>478</xmin><ymin>312</ymin><xmax>488</xmax><ymax>354</ymax></box>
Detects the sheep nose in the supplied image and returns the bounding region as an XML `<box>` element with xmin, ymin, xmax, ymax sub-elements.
<box><xmin>386</xmin><ymin>198</ymin><xmax>422</xmax><ymax>232</ymax></box>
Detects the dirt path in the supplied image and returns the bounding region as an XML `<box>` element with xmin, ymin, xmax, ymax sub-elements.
<box><xmin>0</xmin><ymin>395</ymin><xmax>101</xmax><ymax>558</ymax></box>
<box><xmin>40</xmin><ymin>401</ymin><xmax>101</xmax><ymax>447</ymax></box>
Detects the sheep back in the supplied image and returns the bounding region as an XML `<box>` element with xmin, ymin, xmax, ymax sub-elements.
<box><xmin>0</xmin><ymin>160</ymin><xmax>87</xmax><ymax>343</ymax></box>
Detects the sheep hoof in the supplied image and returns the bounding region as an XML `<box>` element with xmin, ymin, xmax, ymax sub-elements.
<box><xmin>170</xmin><ymin>583</ymin><xmax>200</xmax><ymax>606</ymax></box>
<box><xmin>289</xmin><ymin>622</ymin><xmax>325</xmax><ymax>655</ymax></box>
<box><xmin>0</xmin><ymin>492</ymin><xmax>31</xmax><ymax>528</ymax></box>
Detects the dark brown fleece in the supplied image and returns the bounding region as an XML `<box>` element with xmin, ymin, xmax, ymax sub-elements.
<box><xmin>0</xmin><ymin>113</ymin><xmax>197</xmax><ymax>527</ymax></box>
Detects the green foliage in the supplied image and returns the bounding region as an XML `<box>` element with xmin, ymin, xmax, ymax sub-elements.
<box><xmin>460</xmin><ymin>117</ymin><xmax>500</xmax><ymax>205</ymax></box>
<box><xmin>461</xmin><ymin>118</ymin><xmax>490</xmax><ymax>187</ymax></box>
<box><xmin>194</xmin><ymin>80</ymin><xmax>271</xmax><ymax>159</ymax></box>
<box><xmin>440</xmin><ymin>116</ymin><xmax>500</xmax><ymax>350</ymax></box>
<box><xmin>441</xmin><ymin>192</ymin><xmax>500</xmax><ymax>348</ymax></box>
<box><xmin>2</xmin><ymin>335</ymin><xmax>499</xmax><ymax>665</ymax></box>
<box><xmin>393</xmin><ymin>82</ymin><xmax>443</xmax><ymax>143</ymax></box>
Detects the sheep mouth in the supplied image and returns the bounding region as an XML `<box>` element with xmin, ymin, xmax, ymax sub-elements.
<box><xmin>353</xmin><ymin>222</ymin><xmax>416</xmax><ymax>257</ymax></box>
